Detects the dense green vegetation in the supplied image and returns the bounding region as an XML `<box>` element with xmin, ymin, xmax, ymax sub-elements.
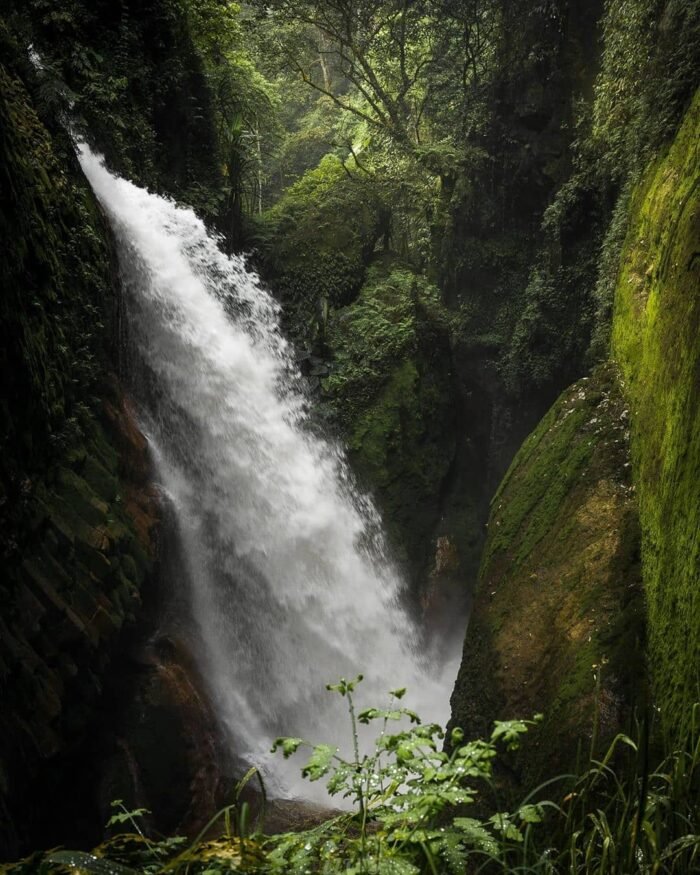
<box><xmin>241</xmin><ymin>0</ymin><xmax>700</xmax><ymax>584</ymax></box>
<box><xmin>0</xmin><ymin>0</ymin><xmax>698</xmax><ymax>868</ymax></box>
<box><xmin>321</xmin><ymin>265</ymin><xmax>457</xmax><ymax>568</ymax></box>
<box><xmin>9</xmin><ymin>681</ymin><xmax>700</xmax><ymax>873</ymax></box>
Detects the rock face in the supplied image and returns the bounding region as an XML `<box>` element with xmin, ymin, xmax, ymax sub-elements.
<box><xmin>321</xmin><ymin>264</ymin><xmax>461</xmax><ymax>577</ymax></box>
<box><xmin>0</xmin><ymin>35</ymin><xmax>158</xmax><ymax>856</ymax></box>
<box><xmin>97</xmin><ymin>633</ymin><xmax>231</xmax><ymax>841</ymax></box>
<box><xmin>611</xmin><ymin>90</ymin><xmax>700</xmax><ymax>739</ymax></box>
<box><xmin>442</xmin><ymin>0</ymin><xmax>605</xmax><ymax>479</ymax></box>
<box><xmin>449</xmin><ymin>88</ymin><xmax>700</xmax><ymax>777</ymax></box>
<box><xmin>449</xmin><ymin>365</ymin><xmax>644</xmax><ymax>785</ymax></box>
<box><xmin>255</xmin><ymin>154</ymin><xmax>385</xmax><ymax>341</ymax></box>
<box><xmin>0</xmin><ymin>394</ymin><xmax>160</xmax><ymax>854</ymax></box>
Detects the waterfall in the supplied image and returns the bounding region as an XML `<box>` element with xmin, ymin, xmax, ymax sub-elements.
<box><xmin>77</xmin><ymin>146</ymin><xmax>458</xmax><ymax>800</ymax></box>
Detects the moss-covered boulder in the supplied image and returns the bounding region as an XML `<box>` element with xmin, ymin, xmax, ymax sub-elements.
<box><xmin>611</xmin><ymin>89</ymin><xmax>700</xmax><ymax>739</ymax></box>
<box><xmin>449</xmin><ymin>364</ymin><xmax>644</xmax><ymax>784</ymax></box>
<box><xmin>449</xmin><ymin>88</ymin><xmax>700</xmax><ymax>782</ymax></box>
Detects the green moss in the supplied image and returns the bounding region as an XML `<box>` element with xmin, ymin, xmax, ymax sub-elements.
<box><xmin>0</xmin><ymin>53</ymin><xmax>112</xmax><ymax>478</ymax></box>
<box><xmin>324</xmin><ymin>266</ymin><xmax>437</xmax><ymax>410</ymax></box>
<box><xmin>81</xmin><ymin>455</ymin><xmax>118</xmax><ymax>502</ymax></box>
<box><xmin>501</xmin><ymin>0</ymin><xmax>700</xmax><ymax>399</ymax></box>
<box><xmin>450</xmin><ymin>365</ymin><xmax>644</xmax><ymax>785</ymax></box>
<box><xmin>322</xmin><ymin>265</ymin><xmax>456</xmax><ymax>566</ymax></box>
<box><xmin>483</xmin><ymin>389</ymin><xmax>597</xmax><ymax>569</ymax></box>
<box><xmin>350</xmin><ymin>360</ymin><xmax>419</xmax><ymax>479</ymax></box>
<box><xmin>611</xmin><ymin>88</ymin><xmax>700</xmax><ymax>739</ymax></box>
<box><xmin>254</xmin><ymin>155</ymin><xmax>384</xmax><ymax>344</ymax></box>
<box><xmin>9</xmin><ymin>0</ymin><xmax>225</xmax><ymax>219</ymax></box>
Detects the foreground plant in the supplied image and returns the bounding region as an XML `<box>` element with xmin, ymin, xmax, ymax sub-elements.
<box><xmin>37</xmin><ymin>684</ymin><xmax>699</xmax><ymax>874</ymax></box>
<box><xmin>555</xmin><ymin>706</ymin><xmax>700</xmax><ymax>874</ymax></box>
<box><xmin>41</xmin><ymin>677</ymin><xmax>542</xmax><ymax>874</ymax></box>
<box><xmin>265</xmin><ymin>675</ymin><xmax>544</xmax><ymax>873</ymax></box>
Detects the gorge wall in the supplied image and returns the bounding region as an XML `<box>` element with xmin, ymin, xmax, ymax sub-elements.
<box><xmin>611</xmin><ymin>90</ymin><xmax>700</xmax><ymax>736</ymax></box>
<box><xmin>0</xmin><ymin>1</ymin><xmax>230</xmax><ymax>853</ymax></box>
<box><xmin>0</xmin><ymin>35</ymin><xmax>156</xmax><ymax>852</ymax></box>
<box><xmin>449</xmin><ymin>83</ymin><xmax>700</xmax><ymax>780</ymax></box>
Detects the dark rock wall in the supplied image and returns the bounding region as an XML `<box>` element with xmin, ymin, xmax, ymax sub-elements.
<box><xmin>611</xmin><ymin>89</ymin><xmax>700</xmax><ymax>739</ymax></box>
<box><xmin>5</xmin><ymin>0</ymin><xmax>224</xmax><ymax>216</ymax></box>
<box><xmin>0</xmin><ymin>27</ymin><xmax>160</xmax><ymax>857</ymax></box>
<box><xmin>443</xmin><ymin>0</ymin><xmax>605</xmax><ymax>487</ymax></box>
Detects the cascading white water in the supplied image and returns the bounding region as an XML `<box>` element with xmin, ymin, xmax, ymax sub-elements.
<box><xmin>78</xmin><ymin>146</ymin><xmax>459</xmax><ymax>800</ymax></box>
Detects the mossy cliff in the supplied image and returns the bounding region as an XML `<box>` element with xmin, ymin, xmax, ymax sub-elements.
<box><xmin>255</xmin><ymin>155</ymin><xmax>384</xmax><ymax>342</ymax></box>
<box><xmin>321</xmin><ymin>264</ymin><xmax>461</xmax><ymax>574</ymax></box>
<box><xmin>256</xmin><ymin>167</ymin><xmax>486</xmax><ymax>584</ymax></box>
<box><xmin>255</xmin><ymin>157</ymin><xmax>474</xmax><ymax>581</ymax></box>
<box><xmin>611</xmin><ymin>89</ymin><xmax>700</xmax><ymax>739</ymax></box>
<box><xmin>448</xmin><ymin>365</ymin><xmax>644</xmax><ymax>783</ymax></box>
<box><xmin>449</xmin><ymin>90</ymin><xmax>699</xmax><ymax>775</ymax></box>
<box><xmin>0</xmin><ymin>29</ymin><xmax>158</xmax><ymax>856</ymax></box>
<box><xmin>6</xmin><ymin>0</ymin><xmax>224</xmax><ymax>216</ymax></box>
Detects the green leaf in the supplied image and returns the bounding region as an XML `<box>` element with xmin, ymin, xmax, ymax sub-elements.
<box><xmin>450</xmin><ymin>727</ymin><xmax>464</xmax><ymax>745</ymax></box>
<box><xmin>358</xmin><ymin>707</ymin><xmax>381</xmax><ymax>723</ymax></box>
<box><xmin>376</xmin><ymin>857</ymin><xmax>420</xmax><ymax>874</ymax></box>
<box><xmin>106</xmin><ymin>807</ymin><xmax>149</xmax><ymax>827</ymax></box>
<box><xmin>491</xmin><ymin>718</ymin><xmax>531</xmax><ymax>751</ymax></box>
<box><xmin>452</xmin><ymin>818</ymin><xmax>499</xmax><ymax>855</ymax></box>
<box><xmin>301</xmin><ymin>744</ymin><xmax>337</xmax><ymax>781</ymax></box>
<box><xmin>358</xmin><ymin>707</ymin><xmax>405</xmax><ymax>724</ymax></box>
<box><xmin>518</xmin><ymin>803</ymin><xmax>544</xmax><ymax>823</ymax></box>
<box><xmin>325</xmin><ymin>674</ymin><xmax>363</xmax><ymax>696</ymax></box>
<box><xmin>436</xmin><ymin>832</ymin><xmax>468</xmax><ymax>874</ymax></box>
<box><xmin>326</xmin><ymin>760</ymin><xmax>354</xmax><ymax>795</ymax></box>
<box><xmin>46</xmin><ymin>851</ymin><xmax>137</xmax><ymax>875</ymax></box>
<box><xmin>271</xmin><ymin>736</ymin><xmax>305</xmax><ymax>757</ymax></box>
<box><xmin>489</xmin><ymin>813</ymin><xmax>523</xmax><ymax>843</ymax></box>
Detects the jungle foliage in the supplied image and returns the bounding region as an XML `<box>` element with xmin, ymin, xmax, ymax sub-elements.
<box><xmin>19</xmin><ymin>681</ymin><xmax>700</xmax><ymax>875</ymax></box>
<box><xmin>1</xmin><ymin>0</ymin><xmax>699</xmax><ymax>866</ymax></box>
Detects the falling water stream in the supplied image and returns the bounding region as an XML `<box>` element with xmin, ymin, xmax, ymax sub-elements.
<box><xmin>78</xmin><ymin>146</ymin><xmax>459</xmax><ymax>802</ymax></box>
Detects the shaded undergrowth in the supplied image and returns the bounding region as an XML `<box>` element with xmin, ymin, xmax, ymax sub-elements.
<box><xmin>8</xmin><ymin>681</ymin><xmax>698</xmax><ymax>875</ymax></box>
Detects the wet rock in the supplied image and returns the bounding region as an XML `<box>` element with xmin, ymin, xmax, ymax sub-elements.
<box><xmin>449</xmin><ymin>365</ymin><xmax>645</xmax><ymax>786</ymax></box>
<box><xmin>99</xmin><ymin>635</ymin><xmax>231</xmax><ymax>839</ymax></box>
